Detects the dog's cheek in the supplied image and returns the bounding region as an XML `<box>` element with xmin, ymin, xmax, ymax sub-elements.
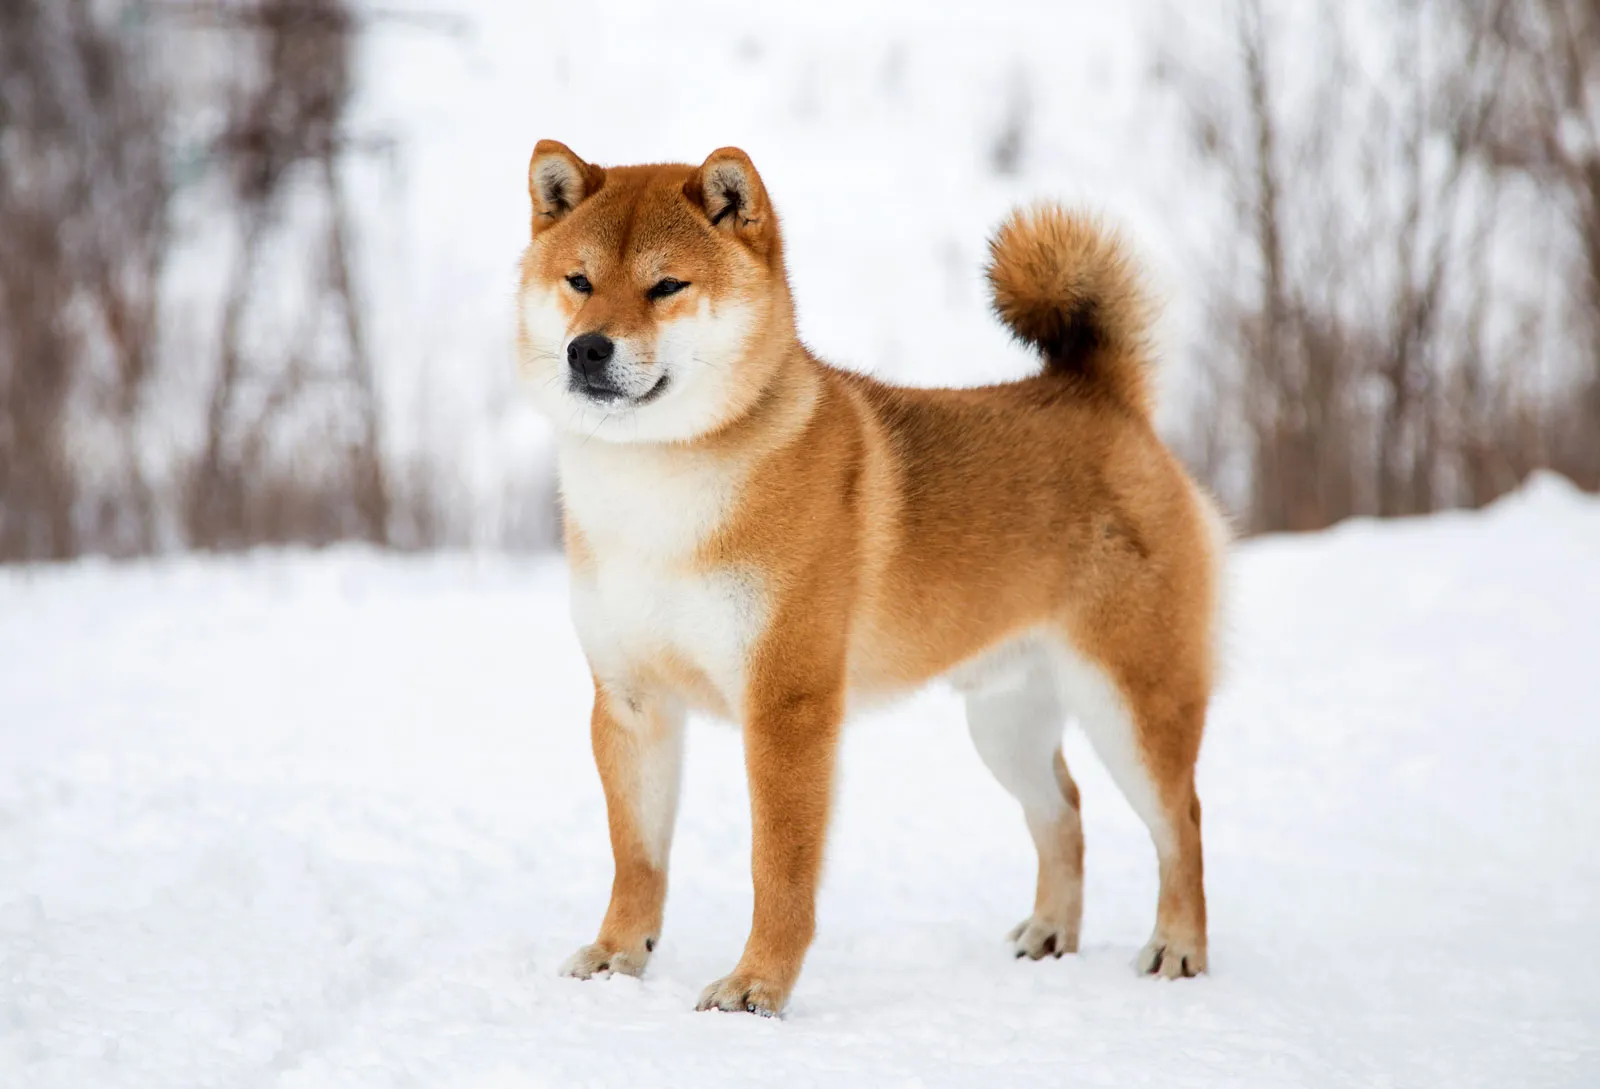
<box><xmin>517</xmin><ymin>285</ymin><xmax>571</xmax><ymax>387</ymax></box>
<box><xmin>658</xmin><ymin>302</ymin><xmax>754</xmax><ymax>383</ymax></box>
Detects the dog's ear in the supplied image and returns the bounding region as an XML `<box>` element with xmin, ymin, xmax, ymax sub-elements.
<box><xmin>684</xmin><ymin>147</ymin><xmax>776</xmax><ymax>258</ymax></box>
<box><xmin>528</xmin><ymin>140</ymin><xmax>604</xmax><ymax>235</ymax></box>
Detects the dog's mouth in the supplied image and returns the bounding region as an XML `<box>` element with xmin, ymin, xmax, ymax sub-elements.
<box><xmin>574</xmin><ymin>371</ymin><xmax>670</xmax><ymax>407</ymax></box>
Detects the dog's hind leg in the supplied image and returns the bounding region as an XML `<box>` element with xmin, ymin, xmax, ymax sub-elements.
<box><xmin>1050</xmin><ymin>639</ymin><xmax>1208</xmax><ymax>977</ymax></box>
<box><xmin>966</xmin><ymin>654</ymin><xmax>1085</xmax><ymax>959</ymax></box>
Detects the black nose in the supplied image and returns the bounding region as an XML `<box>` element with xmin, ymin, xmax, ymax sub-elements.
<box><xmin>567</xmin><ymin>333</ymin><xmax>614</xmax><ymax>377</ymax></box>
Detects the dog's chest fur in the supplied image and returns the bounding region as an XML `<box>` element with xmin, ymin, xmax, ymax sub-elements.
<box><xmin>558</xmin><ymin>439</ymin><xmax>766</xmax><ymax>717</ymax></box>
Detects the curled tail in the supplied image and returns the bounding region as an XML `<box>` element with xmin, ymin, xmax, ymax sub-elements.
<box><xmin>985</xmin><ymin>204</ymin><xmax>1156</xmax><ymax>419</ymax></box>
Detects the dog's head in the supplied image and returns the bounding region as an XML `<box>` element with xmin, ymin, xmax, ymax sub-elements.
<box><xmin>516</xmin><ymin>142</ymin><xmax>791</xmax><ymax>443</ymax></box>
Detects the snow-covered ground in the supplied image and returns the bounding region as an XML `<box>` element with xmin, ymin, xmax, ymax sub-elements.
<box><xmin>3</xmin><ymin>475</ymin><xmax>1598</xmax><ymax>1088</ymax></box>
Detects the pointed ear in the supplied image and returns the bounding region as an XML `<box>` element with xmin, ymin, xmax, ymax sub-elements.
<box><xmin>684</xmin><ymin>147</ymin><xmax>774</xmax><ymax>253</ymax></box>
<box><xmin>528</xmin><ymin>140</ymin><xmax>604</xmax><ymax>234</ymax></box>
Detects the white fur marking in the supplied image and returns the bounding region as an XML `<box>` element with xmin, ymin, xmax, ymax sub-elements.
<box><xmin>532</xmin><ymin>156</ymin><xmax>582</xmax><ymax>210</ymax></box>
<box><xmin>948</xmin><ymin>635</ymin><xmax>1046</xmax><ymax>696</ymax></box>
<box><xmin>609</xmin><ymin>697</ymin><xmax>685</xmax><ymax>868</ymax></box>
<box><xmin>518</xmin><ymin>283</ymin><xmax>570</xmax><ymax>385</ymax></box>
<box><xmin>571</xmin><ymin>567</ymin><xmax>765</xmax><ymax>715</ymax></box>
<box><xmin>557</xmin><ymin>437</ymin><xmax>739</xmax><ymax>556</ymax></box>
<box><xmin>627</xmin><ymin>298</ymin><xmax>755</xmax><ymax>443</ymax></box>
<box><xmin>965</xmin><ymin>648</ymin><xmax>1067</xmax><ymax>820</ymax></box>
<box><xmin>561</xmin><ymin>439</ymin><xmax>766</xmax><ymax>715</ymax></box>
<box><xmin>1048</xmin><ymin>639</ymin><xmax>1176</xmax><ymax>856</ymax></box>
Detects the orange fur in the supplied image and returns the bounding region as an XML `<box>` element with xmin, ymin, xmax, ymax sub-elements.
<box><xmin>986</xmin><ymin>205</ymin><xmax>1156</xmax><ymax>417</ymax></box>
<box><xmin>525</xmin><ymin>144</ymin><xmax>1225</xmax><ymax>1016</ymax></box>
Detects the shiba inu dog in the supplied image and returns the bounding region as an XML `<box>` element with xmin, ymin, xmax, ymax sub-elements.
<box><xmin>518</xmin><ymin>141</ymin><xmax>1226</xmax><ymax>1017</ymax></box>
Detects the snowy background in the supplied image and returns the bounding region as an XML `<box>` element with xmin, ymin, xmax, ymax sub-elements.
<box><xmin>5</xmin><ymin>0</ymin><xmax>1600</xmax><ymax>1085</ymax></box>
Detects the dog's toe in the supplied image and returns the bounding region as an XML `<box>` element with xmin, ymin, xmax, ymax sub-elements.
<box><xmin>1137</xmin><ymin>933</ymin><xmax>1206</xmax><ymax>978</ymax></box>
<box><xmin>1008</xmin><ymin>915</ymin><xmax>1080</xmax><ymax>960</ymax></box>
<box><xmin>695</xmin><ymin>973</ymin><xmax>788</xmax><ymax>1017</ymax></box>
<box><xmin>559</xmin><ymin>942</ymin><xmax>649</xmax><ymax>980</ymax></box>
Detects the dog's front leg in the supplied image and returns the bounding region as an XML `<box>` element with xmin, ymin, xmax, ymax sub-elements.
<box><xmin>697</xmin><ymin>683</ymin><xmax>843</xmax><ymax>1017</ymax></box>
<box><xmin>561</xmin><ymin>681</ymin><xmax>685</xmax><ymax>980</ymax></box>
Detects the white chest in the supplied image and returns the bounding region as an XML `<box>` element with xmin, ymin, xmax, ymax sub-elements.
<box><xmin>558</xmin><ymin>440</ymin><xmax>766</xmax><ymax>713</ymax></box>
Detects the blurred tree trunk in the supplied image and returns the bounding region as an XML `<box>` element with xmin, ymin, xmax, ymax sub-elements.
<box><xmin>0</xmin><ymin>0</ymin><xmax>168</xmax><ymax>561</ymax></box>
<box><xmin>182</xmin><ymin>0</ymin><xmax>392</xmax><ymax>549</ymax></box>
<box><xmin>1166</xmin><ymin>0</ymin><xmax>1598</xmax><ymax>533</ymax></box>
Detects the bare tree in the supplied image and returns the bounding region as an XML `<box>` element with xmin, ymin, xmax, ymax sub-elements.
<box><xmin>180</xmin><ymin>0</ymin><xmax>391</xmax><ymax>549</ymax></box>
<box><xmin>1480</xmin><ymin>0</ymin><xmax>1600</xmax><ymax>489</ymax></box>
<box><xmin>0</xmin><ymin>0</ymin><xmax>169</xmax><ymax>560</ymax></box>
<box><xmin>0</xmin><ymin>0</ymin><xmax>524</xmax><ymax>563</ymax></box>
<box><xmin>1163</xmin><ymin>0</ymin><xmax>1597</xmax><ymax>533</ymax></box>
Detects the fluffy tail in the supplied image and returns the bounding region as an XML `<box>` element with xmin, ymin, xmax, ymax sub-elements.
<box><xmin>985</xmin><ymin>204</ymin><xmax>1156</xmax><ymax>418</ymax></box>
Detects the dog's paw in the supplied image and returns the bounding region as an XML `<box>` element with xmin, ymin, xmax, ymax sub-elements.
<box><xmin>559</xmin><ymin>941</ymin><xmax>651</xmax><ymax>980</ymax></box>
<box><xmin>1136</xmin><ymin>933</ymin><xmax>1207</xmax><ymax>979</ymax></box>
<box><xmin>1007</xmin><ymin>914</ymin><xmax>1080</xmax><ymax>960</ymax></box>
<box><xmin>695</xmin><ymin>973</ymin><xmax>788</xmax><ymax>1017</ymax></box>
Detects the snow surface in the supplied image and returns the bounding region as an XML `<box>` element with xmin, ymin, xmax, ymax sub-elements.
<box><xmin>3</xmin><ymin>475</ymin><xmax>1599</xmax><ymax>1088</ymax></box>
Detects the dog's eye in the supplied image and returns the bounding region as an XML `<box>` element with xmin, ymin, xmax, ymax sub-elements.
<box><xmin>647</xmin><ymin>278</ymin><xmax>689</xmax><ymax>300</ymax></box>
<box><xmin>566</xmin><ymin>274</ymin><xmax>592</xmax><ymax>294</ymax></box>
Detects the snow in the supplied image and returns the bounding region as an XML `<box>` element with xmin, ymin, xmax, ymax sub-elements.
<box><xmin>2</xmin><ymin>475</ymin><xmax>1598</xmax><ymax>1086</ymax></box>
